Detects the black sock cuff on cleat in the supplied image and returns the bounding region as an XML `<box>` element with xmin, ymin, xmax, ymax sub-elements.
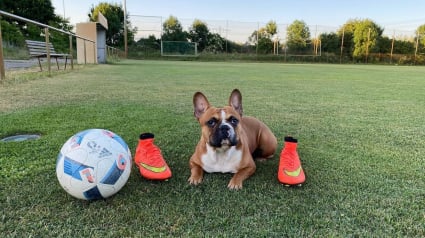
<box><xmin>140</xmin><ymin>133</ymin><xmax>155</xmax><ymax>140</ymax></box>
<box><xmin>284</xmin><ymin>136</ymin><xmax>298</xmax><ymax>143</ymax></box>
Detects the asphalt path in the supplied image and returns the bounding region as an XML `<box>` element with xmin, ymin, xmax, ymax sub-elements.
<box><xmin>4</xmin><ymin>59</ymin><xmax>71</xmax><ymax>70</ymax></box>
<box><xmin>4</xmin><ymin>59</ymin><xmax>38</xmax><ymax>69</ymax></box>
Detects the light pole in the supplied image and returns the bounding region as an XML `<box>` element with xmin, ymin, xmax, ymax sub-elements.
<box><xmin>63</xmin><ymin>0</ymin><xmax>65</xmax><ymax>19</ymax></box>
<box><xmin>123</xmin><ymin>0</ymin><xmax>128</xmax><ymax>58</ymax></box>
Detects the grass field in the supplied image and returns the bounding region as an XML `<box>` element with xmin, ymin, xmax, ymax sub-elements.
<box><xmin>1</xmin><ymin>60</ymin><xmax>425</xmax><ymax>237</ymax></box>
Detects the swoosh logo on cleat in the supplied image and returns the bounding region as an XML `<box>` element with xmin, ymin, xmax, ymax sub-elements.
<box><xmin>284</xmin><ymin>166</ymin><xmax>302</xmax><ymax>177</ymax></box>
<box><xmin>140</xmin><ymin>163</ymin><xmax>167</xmax><ymax>173</ymax></box>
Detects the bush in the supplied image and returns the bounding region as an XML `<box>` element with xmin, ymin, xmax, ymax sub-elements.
<box><xmin>1</xmin><ymin>20</ymin><xmax>25</xmax><ymax>46</ymax></box>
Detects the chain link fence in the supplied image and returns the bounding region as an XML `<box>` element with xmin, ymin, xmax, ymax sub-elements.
<box><xmin>129</xmin><ymin>15</ymin><xmax>424</xmax><ymax>64</ymax></box>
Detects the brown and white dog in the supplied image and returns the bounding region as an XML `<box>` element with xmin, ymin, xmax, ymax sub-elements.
<box><xmin>188</xmin><ymin>89</ymin><xmax>277</xmax><ymax>189</ymax></box>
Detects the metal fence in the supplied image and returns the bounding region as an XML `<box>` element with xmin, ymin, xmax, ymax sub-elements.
<box><xmin>131</xmin><ymin>15</ymin><xmax>419</xmax><ymax>44</ymax></box>
<box><xmin>130</xmin><ymin>15</ymin><xmax>424</xmax><ymax>64</ymax></box>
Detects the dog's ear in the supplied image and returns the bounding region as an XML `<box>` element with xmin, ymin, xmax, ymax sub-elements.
<box><xmin>229</xmin><ymin>89</ymin><xmax>243</xmax><ymax>116</ymax></box>
<box><xmin>193</xmin><ymin>92</ymin><xmax>210</xmax><ymax>120</ymax></box>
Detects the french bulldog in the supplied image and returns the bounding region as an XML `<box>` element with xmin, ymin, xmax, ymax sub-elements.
<box><xmin>188</xmin><ymin>89</ymin><xmax>277</xmax><ymax>189</ymax></box>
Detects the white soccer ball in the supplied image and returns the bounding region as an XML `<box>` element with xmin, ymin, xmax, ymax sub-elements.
<box><xmin>56</xmin><ymin>129</ymin><xmax>132</xmax><ymax>200</ymax></box>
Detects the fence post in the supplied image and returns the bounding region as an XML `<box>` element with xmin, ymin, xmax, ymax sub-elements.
<box><xmin>0</xmin><ymin>16</ymin><xmax>5</xmax><ymax>81</ymax></box>
<box><xmin>390</xmin><ymin>30</ymin><xmax>395</xmax><ymax>64</ymax></box>
<box><xmin>365</xmin><ymin>28</ymin><xmax>371</xmax><ymax>63</ymax></box>
<box><xmin>124</xmin><ymin>0</ymin><xmax>128</xmax><ymax>58</ymax></box>
<box><xmin>340</xmin><ymin>27</ymin><xmax>345</xmax><ymax>64</ymax></box>
<box><xmin>69</xmin><ymin>35</ymin><xmax>74</xmax><ymax>69</ymax></box>
<box><xmin>0</xmin><ymin>16</ymin><xmax>6</xmax><ymax>83</ymax></box>
<box><xmin>84</xmin><ymin>40</ymin><xmax>87</xmax><ymax>64</ymax></box>
<box><xmin>93</xmin><ymin>41</ymin><xmax>96</xmax><ymax>63</ymax></box>
<box><xmin>414</xmin><ymin>32</ymin><xmax>419</xmax><ymax>65</ymax></box>
<box><xmin>44</xmin><ymin>27</ymin><xmax>51</xmax><ymax>74</ymax></box>
<box><xmin>256</xmin><ymin>22</ymin><xmax>259</xmax><ymax>56</ymax></box>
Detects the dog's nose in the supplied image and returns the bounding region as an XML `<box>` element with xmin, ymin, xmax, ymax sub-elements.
<box><xmin>219</xmin><ymin>125</ymin><xmax>231</xmax><ymax>137</ymax></box>
<box><xmin>220</xmin><ymin>124</ymin><xmax>230</xmax><ymax>131</ymax></box>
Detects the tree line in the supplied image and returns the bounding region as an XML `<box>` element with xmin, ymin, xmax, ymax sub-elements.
<box><xmin>138</xmin><ymin>15</ymin><xmax>425</xmax><ymax>63</ymax></box>
<box><xmin>1</xmin><ymin>1</ymin><xmax>133</xmax><ymax>53</ymax></box>
<box><xmin>2</xmin><ymin>1</ymin><xmax>425</xmax><ymax>63</ymax></box>
<box><xmin>1</xmin><ymin>0</ymin><xmax>73</xmax><ymax>52</ymax></box>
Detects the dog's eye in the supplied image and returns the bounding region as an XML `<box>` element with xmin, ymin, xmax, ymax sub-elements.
<box><xmin>229</xmin><ymin>116</ymin><xmax>239</xmax><ymax>126</ymax></box>
<box><xmin>207</xmin><ymin>118</ymin><xmax>217</xmax><ymax>127</ymax></box>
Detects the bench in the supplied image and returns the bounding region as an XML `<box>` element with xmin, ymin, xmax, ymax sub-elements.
<box><xmin>25</xmin><ymin>40</ymin><xmax>71</xmax><ymax>71</ymax></box>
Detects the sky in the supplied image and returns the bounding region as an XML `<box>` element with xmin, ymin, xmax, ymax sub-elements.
<box><xmin>51</xmin><ymin>0</ymin><xmax>425</xmax><ymax>41</ymax></box>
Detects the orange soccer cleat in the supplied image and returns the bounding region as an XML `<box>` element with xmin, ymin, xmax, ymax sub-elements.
<box><xmin>278</xmin><ymin>136</ymin><xmax>305</xmax><ymax>186</ymax></box>
<box><xmin>135</xmin><ymin>133</ymin><xmax>172</xmax><ymax>180</ymax></box>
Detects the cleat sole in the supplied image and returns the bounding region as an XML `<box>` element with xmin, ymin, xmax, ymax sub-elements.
<box><xmin>282</xmin><ymin>183</ymin><xmax>304</xmax><ymax>187</ymax></box>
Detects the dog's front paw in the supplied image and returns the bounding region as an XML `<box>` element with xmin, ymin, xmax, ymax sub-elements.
<box><xmin>188</xmin><ymin>175</ymin><xmax>203</xmax><ymax>185</ymax></box>
<box><xmin>188</xmin><ymin>165</ymin><xmax>204</xmax><ymax>185</ymax></box>
<box><xmin>227</xmin><ymin>179</ymin><xmax>243</xmax><ymax>190</ymax></box>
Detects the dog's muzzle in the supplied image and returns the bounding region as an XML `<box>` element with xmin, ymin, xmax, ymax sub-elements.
<box><xmin>210</xmin><ymin>124</ymin><xmax>237</xmax><ymax>148</ymax></box>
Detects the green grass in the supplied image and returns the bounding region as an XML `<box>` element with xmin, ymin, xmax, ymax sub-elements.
<box><xmin>1</xmin><ymin>60</ymin><xmax>425</xmax><ymax>237</ymax></box>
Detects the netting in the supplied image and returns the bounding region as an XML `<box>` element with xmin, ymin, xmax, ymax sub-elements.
<box><xmin>161</xmin><ymin>41</ymin><xmax>198</xmax><ymax>56</ymax></box>
<box><xmin>130</xmin><ymin>15</ymin><xmax>162</xmax><ymax>40</ymax></box>
<box><xmin>129</xmin><ymin>15</ymin><xmax>425</xmax><ymax>64</ymax></box>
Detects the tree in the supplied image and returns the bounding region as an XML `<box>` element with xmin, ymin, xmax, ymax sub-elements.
<box><xmin>89</xmin><ymin>2</ymin><xmax>135</xmax><ymax>47</ymax></box>
<box><xmin>258</xmin><ymin>29</ymin><xmax>274</xmax><ymax>54</ymax></box>
<box><xmin>265</xmin><ymin>21</ymin><xmax>278</xmax><ymax>54</ymax></box>
<box><xmin>1</xmin><ymin>0</ymin><xmax>58</xmax><ymax>40</ymax></box>
<box><xmin>393</xmin><ymin>39</ymin><xmax>415</xmax><ymax>54</ymax></box>
<box><xmin>205</xmin><ymin>33</ymin><xmax>225</xmax><ymax>53</ymax></box>
<box><xmin>134</xmin><ymin>35</ymin><xmax>160</xmax><ymax>56</ymax></box>
<box><xmin>137</xmin><ymin>35</ymin><xmax>160</xmax><ymax>50</ymax></box>
<box><xmin>265</xmin><ymin>20</ymin><xmax>278</xmax><ymax>36</ymax></box>
<box><xmin>338</xmin><ymin>19</ymin><xmax>383</xmax><ymax>60</ymax></box>
<box><xmin>286</xmin><ymin>20</ymin><xmax>311</xmax><ymax>53</ymax></box>
<box><xmin>338</xmin><ymin>19</ymin><xmax>359</xmax><ymax>58</ymax></box>
<box><xmin>162</xmin><ymin>15</ymin><xmax>187</xmax><ymax>41</ymax></box>
<box><xmin>0</xmin><ymin>0</ymin><xmax>55</xmax><ymax>26</ymax></box>
<box><xmin>49</xmin><ymin>15</ymin><xmax>75</xmax><ymax>52</ymax></box>
<box><xmin>352</xmin><ymin>19</ymin><xmax>383</xmax><ymax>59</ymax></box>
<box><xmin>0</xmin><ymin>20</ymin><xmax>25</xmax><ymax>46</ymax></box>
<box><xmin>188</xmin><ymin>19</ymin><xmax>210</xmax><ymax>52</ymax></box>
<box><xmin>0</xmin><ymin>0</ymin><xmax>73</xmax><ymax>49</ymax></box>
<box><xmin>320</xmin><ymin>32</ymin><xmax>340</xmax><ymax>54</ymax></box>
<box><xmin>375</xmin><ymin>36</ymin><xmax>392</xmax><ymax>54</ymax></box>
<box><xmin>415</xmin><ymin>24</ymin><xmax>425</xmax><ymax>53</ymax></box>
<box><xmin>248</xmin><ymin>21</ymin><xmax>278</xmax><ymax>54</ymax></box>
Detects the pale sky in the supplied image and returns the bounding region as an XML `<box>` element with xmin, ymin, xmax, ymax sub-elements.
<box><xmin>51</xmin><ymin>0</ymin><xmax>425</xmax><ymax>41</ymax></box>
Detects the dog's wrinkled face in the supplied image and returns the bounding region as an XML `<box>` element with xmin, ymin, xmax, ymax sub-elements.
<box><xmin>193</xmin><ymin>90</ymin><xmax>243</xmax><ymax>150</ymax></box>
<box><xmin>204</xmin><ymin>107</ymin><xmax>239</xmax><ymax>148</ymax></box>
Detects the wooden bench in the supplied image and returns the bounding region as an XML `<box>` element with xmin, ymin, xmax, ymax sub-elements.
<box><xmin>25</xmin><ymin>40</ymin><xmax>71</xmax><ymax>71</ymax></box>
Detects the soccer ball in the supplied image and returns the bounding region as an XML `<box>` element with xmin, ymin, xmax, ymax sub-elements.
<box><xmin>56</xmin><ymin>129</ymin><xmax>132</xmax><ymax>200</ymax></box>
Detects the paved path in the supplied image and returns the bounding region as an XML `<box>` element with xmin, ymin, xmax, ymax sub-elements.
<box><xmin>4</xmin><ymin>59</ymin><xmax>70</xmax><ymax>70</ymax></box>
<box><xmin>4</xmin><ymin>59</ymin><xmax>38</xmax><ymax>69</ymax></box>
